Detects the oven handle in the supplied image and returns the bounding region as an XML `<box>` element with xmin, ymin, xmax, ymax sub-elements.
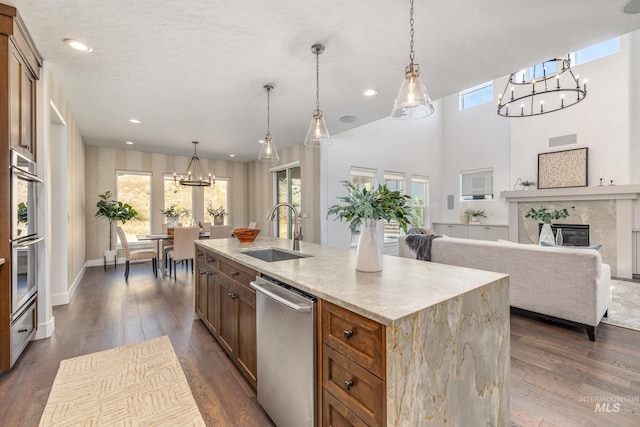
<box><xmin>13</xmin><ymin>237</ymin><xmax>44</xmax><ymax>248</ymax></box>
<box><xmin>12</xmin><ymin>167</ymin><xmax>43</xmax><ymax>183</ymax></box>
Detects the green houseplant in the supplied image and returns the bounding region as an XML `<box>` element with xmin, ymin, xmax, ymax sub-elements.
<box><xmin>95</xmin><ymin>191</ymin><xmax>139</xmax><ymax>251</ymax></box>
<box><xmin>160</xmin><ymin>204</ymin><xmax>190</xmax><ymax>226</ymax></box>
<box><xmin>465</xmin><ymin>208</ymin><xmax>487</xmax><ymax>223</ymax></box>
<box><xmin>525</xmin><ymin>205</ymin><xmax>574</xmax><ymax>245</ymax></box>
<box><xmin>206</xmin><ymin>204</ymin><xmax>228</xmax><ymax>225</ymax></box>
<box><xmin>327</xmin><ymin>181</ymin><xmax>413</xmax><ymax>272</ymax></box>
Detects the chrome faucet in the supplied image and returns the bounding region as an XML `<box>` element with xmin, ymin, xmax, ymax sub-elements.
<box><xmin>267</xmin><ymin>203</ymin><xmax>303</xmax><ymax>251</ymax></box>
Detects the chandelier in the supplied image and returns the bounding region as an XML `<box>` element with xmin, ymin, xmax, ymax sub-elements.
<box><xmin>391</xmin><ymin>0</ymin><xmax>434</xmax><ymax>119</ymax></box>
<box><xmin>174</xmin><ymin>141</ymin><xmax>214</xmax><ymax>187</ymax></box>
<box><xmin>304</xmin><ymin>44</ymin><xmax>331</xmax><ymax>147</ymax></box>
<box><xmin>258</xmin><ymin>84</ymin><xmax>280</xmax><ymax>162</ymax></box>
<box><xmin>497</xmin><ymin>56</ymin><xmax>587</xmax><ymax>118</ymax></box>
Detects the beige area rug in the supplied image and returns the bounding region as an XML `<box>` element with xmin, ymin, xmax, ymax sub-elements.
<box><xmin>600</xmin><ymin>279</ymin><xmax>640</xmax><ymax>331</ymax></box>
<box><xmin>39</xmin><ymin>336</ymin><xmax>205</xmax><ymax>427</ymax></box>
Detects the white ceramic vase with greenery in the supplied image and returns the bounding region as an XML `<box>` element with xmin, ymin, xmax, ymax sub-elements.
<box><xmin>207</xmin><ymin>204</ymin><xmax>228</xmax><ymax>225</ymax></box>
<box><xmin>161</xmin><ymin>204</ymin><xmax>190</xmax><ymax>228</ymax></box>
<box><xmin>525</xmin><ymin>206</ymin><xmax>573</xmax><ymax>245</ymax></box>
<box><xmin>327</xmin><ymin>181</ymin><xmax>413</xmax><ymax>272</ymax></box>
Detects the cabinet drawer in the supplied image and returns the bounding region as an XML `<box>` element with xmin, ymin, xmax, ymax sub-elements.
<box><xmin>197</xmin><ymin>248</ymin><xmax>218</xmax><ymax>269</ymax></box>
<box><xmin>322</xmin><ymin>300</ymin><xmax>385</xmax><ymax>378</ymax></box>
<box><xmin>11</xmin><ymin>300</ymin><xmax>37</xmax><ymax>366</ymax></box>
<box><xmin>219</xmin><ymin>258</ymin><xmax>256</xmax><ymax>290</ymax></box>
<box><xmin>323</xmin><ymin>345</ymin><xmax>385</xmax><ymax>427</ymax></box>
<box><xmin>434</xmin><ymin>223</ymin><xmax>468</xmax><ymax>238</ymax></box>
<box><xmin>323</xmin><ymin>388</ymin><xmax>368</xmax><ymax>427</ymax></box>
<box><xmin>467</xmin><ymin>225</ymin><xmax>509</xmax><ymax>241</ymax></box>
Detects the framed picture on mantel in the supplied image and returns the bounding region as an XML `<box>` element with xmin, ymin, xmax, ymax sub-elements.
<box><xmin>537</xmin><ymin>147</ymin><xmax>588</xmax><ymax>189</ymax></box>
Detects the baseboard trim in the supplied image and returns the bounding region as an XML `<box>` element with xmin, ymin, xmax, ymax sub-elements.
<box><xmin>36</xmin><ymin>315</ymin><xmax>55</xmax><ymax>339</ymax></box>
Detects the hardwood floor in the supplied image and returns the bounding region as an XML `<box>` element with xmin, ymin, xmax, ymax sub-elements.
<box><xmin>1</xmin><ymin>262</ymin><xmax>639</xmax><ymax>427</ymax></box>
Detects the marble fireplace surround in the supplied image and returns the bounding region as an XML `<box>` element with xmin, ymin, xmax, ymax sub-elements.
<box><xmin>501</xmin><ymin>185</ymin><xmax>640</xmax><ymax>279</ymax></box>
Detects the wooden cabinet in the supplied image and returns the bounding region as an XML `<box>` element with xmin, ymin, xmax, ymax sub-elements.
<box><xmin>321</xmin><ymin>300</ymin><xmax>386</xmax><ymax>427</ymax></box>
<box><xmin>433</xmin><ymin>222</ymin><xmax>509</xmax><ymax>241</ymax></box>
<box><xmin>0</xmin><ymin>4</ymin><xmax>42</xmax><ymax>371</ymax></box>
<box><xmin>194</xmin><ymin>247</ymin><xmax>257</xmax><ymax>389</ymax></box>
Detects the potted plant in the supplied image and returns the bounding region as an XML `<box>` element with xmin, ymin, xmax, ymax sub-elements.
<box><xmin>160</xmin><ymin>204</ymin><xmax>190</xmax><ymax>228</ymax></box>
<box><xmin>327</xmin><ymin>181</ymin><xmax>413</xmax><ymax>272</ymax></box>
<box><xmin>95</xmin><ymin>191</ymin><xmax>139</xmax><ymax>260</ymax></box>
<box><xmin>525</xmin><ymin>205</ymin><xmax>574</xmax><ymax>244</ymax></box>
<box><xmin>465</xmin><ymin>208</ymin><xmax>487</xmax><ymax>224</ymax></box>
<box><xmin>514</xmin><ymin>177</ymin><xmax>536</xmax><ymax>190</ymax></box>
<box><xmin>207</xmin><ymin>204</ymin><xmax>228</xmax><ymax>225</ymax></box>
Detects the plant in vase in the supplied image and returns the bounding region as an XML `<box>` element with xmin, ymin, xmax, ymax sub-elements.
<box><xmin>465</xmin><ymin>209</ymin><xmax>487</xmax><ymax>224</ymax></box>
<box><xmin>95</xmin><ymin>191</ymin><xmax>139</xmax><ymax>259</ymax></box>
<box><xmin>327</xmin><ymin>181</ymin><xmax>413</xmax><ymax>272</ymax></box>
<box><xmin>525</xmin><ymin>206</ymin><xmax>574</xmax><ymax>245</ymax></box>
<box><xmin>207</xmin><ymin>204</ymin><xmax>228</xmax><ymax>225</ymax></box>
<box><xmin>160</xmin><ymin>204</ymin><xmax>190</xmax><ymax>228</ymax></box>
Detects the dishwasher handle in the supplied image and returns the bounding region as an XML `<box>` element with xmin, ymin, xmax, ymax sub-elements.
<box><xmin>250</xmin><ymin>281</ymin><xmax>312</xmax><ymax>313</ymax></box>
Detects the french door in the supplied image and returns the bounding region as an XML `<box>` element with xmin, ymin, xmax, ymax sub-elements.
<box><xmin>274</xmin><ymin>165</ymin><xmax>301</xmax><ymax>239</ymax></box>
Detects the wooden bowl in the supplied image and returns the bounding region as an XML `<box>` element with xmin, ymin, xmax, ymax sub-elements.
<box><xmin>233</xmin><ymin>228</ymin><xmax>260</xmax><ymax>243</ymax></box>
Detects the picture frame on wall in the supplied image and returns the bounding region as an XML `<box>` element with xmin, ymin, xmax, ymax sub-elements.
<box><xmin>537</xmin><ymin>147</ymin><xmax>588</xmax><ymax>189</ymax></box>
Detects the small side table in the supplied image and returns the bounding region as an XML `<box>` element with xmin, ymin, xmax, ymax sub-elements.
<box><xmin>104</xmin><ymin>253</ymin><xmax>117</xmax><ymax>270</ymax></box>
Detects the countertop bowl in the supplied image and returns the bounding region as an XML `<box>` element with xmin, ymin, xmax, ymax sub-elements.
<box><xmin>233</xmin><ymin>228</ymin><xmax>261</xmax><ymax>243</ymax></box>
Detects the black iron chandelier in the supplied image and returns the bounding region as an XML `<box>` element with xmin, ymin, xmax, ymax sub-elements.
<box><xmin>497</xmin><ymin>56</ymin><xmax>587</xmax><ymax>118</ymax></box>
<box><xmin>174</xmin><ymin>141</ymin><xmax>214</xmax><ymax>187</ymax></box>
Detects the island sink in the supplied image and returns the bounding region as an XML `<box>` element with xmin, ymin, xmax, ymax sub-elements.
<box><xmin>241</xmin><ymin>248</ymin><xmax>311</xmax><ymax>262</ymax></box>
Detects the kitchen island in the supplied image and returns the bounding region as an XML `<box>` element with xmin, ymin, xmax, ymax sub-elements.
<box><xmin>194</xmin><ymin>236</ymin><xmax>510</xmax><ymax>426</ymax></box>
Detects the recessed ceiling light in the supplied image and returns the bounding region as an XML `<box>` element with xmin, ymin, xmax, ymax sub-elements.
<box><xmin>258</xmin><ymin>139</ymin><xmax>265</xmax><ymax>144</ymax></box>
<box><xmin>125</xmin><ymin>141</ymin><xmax>134</xmax><ymax>145</ymax></box>
<box><xmin>340</xmin><ymin>115</ymin><xmax>358</xmax><ymax>123</ymax></box>
<box><xmin>363</xmin><ymin>89</ymin><xmax>378</xmax><ymax>96</ymax></box>
<box><xmin>128</xmin><ymin>119</ymin><xmax>141</xmax><ymax>124</ymax></box>
<box><xmin>63</xmin><ymin>38</ymin><xmax>93</xmax><ymax>52</ymax></box>
<box><xmin>229</xmin><ymin>154</ymin><xmax>236</xmax><ymax>158</ymax></box>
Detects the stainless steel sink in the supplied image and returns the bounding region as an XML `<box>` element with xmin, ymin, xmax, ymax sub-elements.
<box><xmin>241</xmin><ymin>248</ymin><xmax>311</xmax><ymax>262</ymax></box>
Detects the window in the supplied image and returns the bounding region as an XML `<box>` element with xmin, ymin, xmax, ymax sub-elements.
<box><xmin>383</xmin><ymin>172</ymin><xmax>405</xmax><ymax>243</ymax></box>
<box><xmin>571</xmin><ymin>37</ymin><xmax>620</xmax><ymax>66</ymax></box>
<box><xmin>116</xmin><ymin>171</ymin><xmax>151</xmax><ymax>238</ymax></box>
<box><xmin>410</xmin><ymin>176</ymin><xmax>429</xmax><ymax>228</ymax></box>
<box><xmin>349</xmin><ymin>167</ymin><xmax>377</xmax><ymax>245</ymax></box>
<box><xmin>460</xmin><ymin>168</ymin><xmax>493</xmax><ymax>201</ymax></box>
<box><xmin>460</xmin><ymin>81</ymin><xmax>493</xmax><ymax>110</ymax></box>
<box><xmin>273</xmin><ymin>165</ymin><xmax>301</xmax><ymax>239</ymax></box>
<box><xmin>204</xmin><ymin>178</ymin><xmax>229</xmax><ymax>224</ymax></box>
<box><xmin>164</xmin><ymin>174</ymin><xmax>192</xmax><ymax>225</ymax></box>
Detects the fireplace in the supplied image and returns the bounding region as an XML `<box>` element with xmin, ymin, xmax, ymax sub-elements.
<box><xmin>538</xmin><ymin>223</ymin><xmax>589</xmax><ymax>246</ymax></box>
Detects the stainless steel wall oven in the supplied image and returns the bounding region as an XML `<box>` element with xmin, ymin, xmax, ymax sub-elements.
<box><xmin>10</xmin><ymin>149</ymin><xmax>42</xmax><ymax>349</ymax></box>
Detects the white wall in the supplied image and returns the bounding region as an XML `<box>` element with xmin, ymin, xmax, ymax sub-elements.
<box><xmin>324</xmin><ymin>107</ymin><xmax>444</xmax><ymax>248</ymax></box>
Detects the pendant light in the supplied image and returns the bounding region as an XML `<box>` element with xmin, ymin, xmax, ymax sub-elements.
<box><xmin>304</xmin><ymin>44</ymin><xmax>331</xmax><ymax>147</ymax></box>
<box><xmin>258</xmin><ymin>84</ymin><xmax>280</xmax><ymax>162</ymax></box>
<box><xmin>174</xmin><ymin>141</ymin><xmax>214</xmax><ymax>187</ymax></box>
<box><xmin>391</xmin><ymin>0</ymin><xmax>434</xmax><ymax>119</ymax></box>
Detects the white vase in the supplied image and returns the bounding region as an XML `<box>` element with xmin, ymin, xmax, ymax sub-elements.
<box><xmin>539</xmin><ymin>223</ymin><xmax>555</xmax><ymax>245</ymax></box>
<box><xmin>356</xmin><ymin>220</ymin><xmax>382</xmax><ymax>272</ymax></box>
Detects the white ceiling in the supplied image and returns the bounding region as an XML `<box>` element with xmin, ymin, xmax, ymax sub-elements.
<box><xmin>8</xmin><ymin>0</ymin><xmax>640</xmax><ymax>162</ymax></box>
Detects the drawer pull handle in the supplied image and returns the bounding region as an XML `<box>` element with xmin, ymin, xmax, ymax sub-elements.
<box><xmin>18</xmin><ymin>328</ymin><xmax>29</xmax><ymax>333</ymax></box>
<box><xmin>200</xmin><ymin>271</ymin><xmax>209</xmax><ymax>275</ymax></box>
<box><xmin>230</xmin><ymin>271</ymin><xmax>240</xmax><ymax>277</ymax></box>
<box><xmin>344</xmin><ymin>380</ymin><xmax>354</xmax><ymax>391</ymax></box>
<box><xmin>343</xmin><ymin>330</ymin><xmax>354</xmax><ymax>340</ymax></box>
<box><xmin>228</xmin><ymin>293</ymin><xmax>238</xmax><ymax>299</ymax></box>
<box><xmin>484</xmin><ymin>227</ymin><xmax>490</xmax><ymax>230</ymax></box>
<box><xmin>197</xmin><ymin>253</ymin><xmax>203</xmax><ymax>257</ymax></box>
<box><xmin>448</xmin><ymin>225</ymin><xmax>453</xmax><ymax>228</ymax></box>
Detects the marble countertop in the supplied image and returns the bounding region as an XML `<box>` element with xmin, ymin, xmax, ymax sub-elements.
<box><xmin>196</xmin><ymin>237</ymin><xmax>507</xmax><ymax>326</ymax></box>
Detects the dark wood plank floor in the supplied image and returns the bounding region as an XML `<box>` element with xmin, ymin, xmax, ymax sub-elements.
<box><xmin>1</xmin><ymin>262</ymin><xmax>639</xmax><ymax>426</ymax></box>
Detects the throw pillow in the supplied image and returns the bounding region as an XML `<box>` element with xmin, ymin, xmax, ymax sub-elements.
<box><xmin>540</xmin><ymin>241</ymin><xmax>602</xmax><ymax>250</ymax></box>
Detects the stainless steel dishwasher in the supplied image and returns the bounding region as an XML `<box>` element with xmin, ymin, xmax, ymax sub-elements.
<box><xmin>250</xmin><ymin>275</ymin><xmax>317</xmax><ymax>427</ymax></box>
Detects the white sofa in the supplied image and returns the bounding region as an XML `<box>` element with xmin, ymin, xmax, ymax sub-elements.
<box><xmin>399</xmin><ymin>236</ymin><xmax>611</xmax><ymax>340</ymax></box>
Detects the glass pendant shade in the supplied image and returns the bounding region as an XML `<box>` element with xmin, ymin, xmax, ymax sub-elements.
<box><xmin>258</xmin><ymin>134</ymin><xmax>279</xmax><ymax>162</ymax></box>
<box><xmin>391</xmin><ymin>64</ymin><xmax>434</xmax><ymax>119</ymax></box>
<box><xmin>304</xmin><ymin>111</ymin><xmax>331</xmax><ymax>147</ymax></box>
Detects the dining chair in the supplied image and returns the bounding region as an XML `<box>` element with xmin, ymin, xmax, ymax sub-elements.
<box><xmin>201</xmin><ymin>221</ymin><xmax>212</xmax><ymax>232</ymax></box>
<box><xmin>116</xmin><ymin>226</ymin><xmax>158</xmax><ymax>281</ymax></box>
<box><xmin>161</xmin><ymin>223</ymin><xmax>175</xmax><ymax>269</ymax></box>
<box><xmin>209</xmin><ymin>225</ymin><xmax>235</xmax><ymax>239</ymax></box>
<box><xmin>167</xmin><ymin>226</ymin><xmax>201</xmax><ymax>278</ymax></box>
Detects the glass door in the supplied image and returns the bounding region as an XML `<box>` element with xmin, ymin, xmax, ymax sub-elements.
<box><xmin>274</xmin><ymin>166</ymin><xmax>301</xmax><ymax>239</ymax></box>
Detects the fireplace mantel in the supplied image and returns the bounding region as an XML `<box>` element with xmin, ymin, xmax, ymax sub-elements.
<box><xmin>501</xmin><ymin>184</ymin><xmax>640</xmax><ymax>278</ymax></box>
<box><xmin>500</xmin><ymin>184</ymin><xmax>640</xmax><ymax>203</ymax></box>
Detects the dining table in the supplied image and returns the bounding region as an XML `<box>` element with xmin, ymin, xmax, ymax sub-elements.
<box><xmin>136</xmin><ymin>231</ymin><xmax>211</xmax><ymax>277</ymax></box>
